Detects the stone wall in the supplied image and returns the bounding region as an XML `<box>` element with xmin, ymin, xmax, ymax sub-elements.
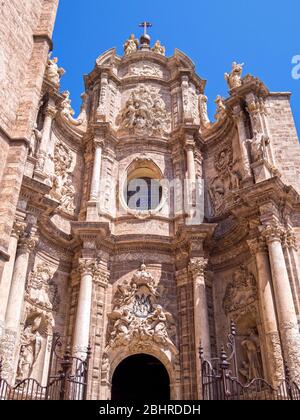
<box><xmin>266</xmin><ymin>94</ymin><xmax>300</xmax><ymax>192</ymax></box>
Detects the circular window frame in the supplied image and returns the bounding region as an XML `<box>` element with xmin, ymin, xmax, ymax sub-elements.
<box><xmin>120</xmin><ymin>159</ymin><xmax>168</xmax><ymax>219</ymax></box>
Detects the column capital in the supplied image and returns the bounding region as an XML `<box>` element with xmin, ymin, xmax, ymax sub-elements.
<box><xmin>45</xmin><ymin>105</ymin><xmax>57</xmax><ymax>119</ymax></box>
<box><xmin>18</xmin><ymin>235</ymin><xmax>38</xmax><ymax>253</ymax></box>
<box><xmin>94</xmin><ymin>139</ymin><xmax>105</xmax><ymax>149</ymax></box>
<box><xmin>78</xmin><ymin>258</ymin><xmax>97</xmax><ymax>276</ymax></box>
<box><xmin>260</xmin><ymin>224</ymin><xmax>285</xmax><ymax>244</ymax></box>
<box><xmin>189</xmin><ymin>257</ymin><xmax>208</xmax><ymax>278</ymax></box>
<box><xmin>282</xmin><ymin>229</ymin><xmax>298</xmax><ymax>251</ymax></box>
<box><xmin>11</xmin><ymin>221</ymin><xmax>26</xmax><ymax>239</ymax></box>
<box><xmin>184</xmin><ymin>140</ymin><xmax>195</xmax><ymax>152</ymax></box>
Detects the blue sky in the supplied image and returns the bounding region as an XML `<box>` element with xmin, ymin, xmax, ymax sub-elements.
<box><xmin>53</xmin><ymin>0</ymin><xmax>300</xmax><ymax>134</ymax></box>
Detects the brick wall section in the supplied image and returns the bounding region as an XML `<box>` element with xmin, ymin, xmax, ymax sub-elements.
<box><xmin>0</xmin><ymin>0</ymin><xmax>59</xmax><ymax>266</ymax></box>
<box><xmin>0</xmin><ymin>0</ymin><xmax>43</xmax><ymax>135</ymax></box>
<box><xmin>266</xmin><ymin>94</ymin><xmax>300</xmax><ymax>192</ymax></box>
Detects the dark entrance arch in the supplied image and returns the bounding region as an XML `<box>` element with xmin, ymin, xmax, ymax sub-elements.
<box><xmin>111</xmin><ymin>354</ymin><xmax>170</xmax><ymax>400</ymax></box>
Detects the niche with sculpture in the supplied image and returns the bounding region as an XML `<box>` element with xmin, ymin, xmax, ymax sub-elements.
<box><xmin>222</xmin><ymin>265</ymin><xmax>264</xmax><ymax>383</ymax></box>
<box><xmin>16</xmin><ymin>263</ymin><xmax>60</xmax><ymax>384</ymax></box>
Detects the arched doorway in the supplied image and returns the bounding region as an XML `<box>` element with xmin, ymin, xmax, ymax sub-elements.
<box><xmin>111</xmin><ymin>354</ymin><xmax>170</xmax><ymax>400</ymax></box>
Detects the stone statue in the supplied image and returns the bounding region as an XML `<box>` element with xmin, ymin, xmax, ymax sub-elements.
<box><xmin>145</xmin><ymin>305</ymin><xmax>173</xmax><ymax>345</ymax></box>
<box><xmin>60</xmin><ymin>91</ymin><xmax>84</xmax><ymax>126</ymax></box>
<box><xmin>16</xmin><ymin>314</ymin><xmax>45</xmax><ymax>382</ymax></box>
<box><xmin>124</xmin><ymin>34</ymin><xmax>139</xmax><ymax>55</ymax></box>
<box><xmin>131</xmin><ymin>264</ymin><xmax>159</xmax><ymax>297</ymax></box>
<box><xmin>152</xmin><ymin>40</ymin><xmax>166</xmax><ymax>56</ymax></box>
<box><xmin>214</xmin><ymin>95</ymin><xmax>227</xmax><ymax>120</ymax></box>
<box><xmin>110</xmin><ymin>308</ymin><xmax>135</xmax><ymax>346</ymax></box>
<box><xmin>225</xmin><ymin>62</ymin><xmax>244</xmax><ymax>90</ymax></box>
<box><xmin>198</xmin><ymin>94</ymin><xmax>211</xmax><ymax>129</ymax></box>
<box><xmin>29</xmin><ymin>124</ymin><xmax>42</xmax><ymax>157</ymax></box>
<box><xmin>248</xmin><ymin>130</ymin><xmax>270</xmax><ymax>163</ymax></box>
<box><xmin>240</xmin><ymin>329</ymin><xmax>263</xmax><ymax>382</ymax></box>
<box><xmin>46</xmin><ymin>54</ymin><xmax>65</xmax><ymax>87</ymax></box>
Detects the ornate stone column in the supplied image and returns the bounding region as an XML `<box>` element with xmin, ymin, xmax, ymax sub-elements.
<box><xmin>5</xmin><ymin>235</ymin><xmax>38</xmax><ymax>331</ymax></box>
<box><xmin>36</xmin><ymin>103</ymin><xmax>57</xmax><ymax>173</ymax></box>
<box><xmin>73</xmin><ymin>258</ymin><xmax>96</xmax><ymax>359</ymax></box>
<box><xmin>0</xmin><ymin>221</ymin><xmax>26</xmax><ymax>330</ymax></box>
<box><xmin>189</xmin><ymin>257</ymin><xmax>210</xmax><ymax>399</ymax></box>
<box><xmin>90</xmin><ymin>141</ymin><xmax>103</xmax><ymax>201</ymax></box>
<box><xmin>247</xmin><ymin>238</ymin><xmax>285</xmax><ymax>385</ymax></box>
<box><xmin>232</xmin><ymin>104</ymin><xmax>252</xmax><ymax>180</ymax></box>
<box><xmin>262</xmin><ymin>224</ymin><xmax>300</xmax><ymax>382</ymax></box>
<box><xmin>2</xmin><ymin>234</ymin><xmax>37</xmax><ymax>381</ymax></box>
<box><xmin>282</xmin><ymin>229</ymin><xmax>300</xmax><ymax>316</ymax></box>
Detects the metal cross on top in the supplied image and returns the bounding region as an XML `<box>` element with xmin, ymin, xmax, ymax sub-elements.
<box><xmin>139</xmin><ymin>21</ymin><xmax>153</xmax><ymax>36</ymax></box>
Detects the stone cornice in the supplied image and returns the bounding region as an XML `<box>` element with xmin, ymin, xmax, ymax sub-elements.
<box><xmin>33</xmin><ymin>33</ymin><xmax>53</xmax><ymax>50</ymax></box>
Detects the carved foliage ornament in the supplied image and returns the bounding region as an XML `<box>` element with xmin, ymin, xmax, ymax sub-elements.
<box><xmin>223</xmin><ymin>265</ymin><xmax>257</xmax><ymax>315</ymax></box>
<box><xmin>118</xmin><ymin>85</ymin><xmax>170</xmax><ymax>136</ymax></box>
<box><xmin>108</xmin><ymin>264</ymin><xmax>176</xmax><ymax>350</ymax></box>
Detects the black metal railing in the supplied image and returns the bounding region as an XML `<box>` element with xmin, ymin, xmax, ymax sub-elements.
<box><xmin>0</xmin><ymin>333</ymin><xmax>91</xmax><ymax>401</ymax></box>
<box><xmin>200</xmin><ymin>322</ymin><xmax>300</xmax><ymax>401</ymax></box>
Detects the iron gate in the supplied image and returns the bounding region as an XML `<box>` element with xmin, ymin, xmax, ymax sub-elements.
<box><xmin>0</xmin><ymin>333</ymin><xmax>91</xmax><ymax>401</ymax></box>
<box><xmin>200</xmin><ymin>322</ymin><xmax>300</xmax><ymax>401</ymax></box>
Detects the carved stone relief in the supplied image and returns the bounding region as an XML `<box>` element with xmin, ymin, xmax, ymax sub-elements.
<box><xmin>25</xmin><ymin>263</ymin><xmax>60</xmax><ymax>312</ymax></box>
<box><xmin>128</xmin><ymin>62</ymin><xmax>163</xmax><ymax>78</ymax></box>
<box><xmin>117</xmin><ymin>85</ymin><xmax>171</xmax><ymax>136</ymax></box>
<box><xmin>50</xmin><ymin>141</ymin><xmax>75</xmax><ymax>215</ymax></box>
<box><xmin>208</xmin><ymin>142</ymin><xmax>242</xmax><ymax>216</ymax></box>
<box><xmin>107</xmin><ymin>265</ymin><xmax>176</xmax><ymax>351</ymax></box>
<box><xmin>223</xmin><ymin>265</ymin><xmax>257</xmax><ymax>316</ymax></box>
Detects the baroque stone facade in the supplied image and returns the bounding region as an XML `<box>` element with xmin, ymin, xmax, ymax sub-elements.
<box><xmin>1</xmin><ymin>7</ymin><xmax>300</xmax><ymax>400</ymax></box>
